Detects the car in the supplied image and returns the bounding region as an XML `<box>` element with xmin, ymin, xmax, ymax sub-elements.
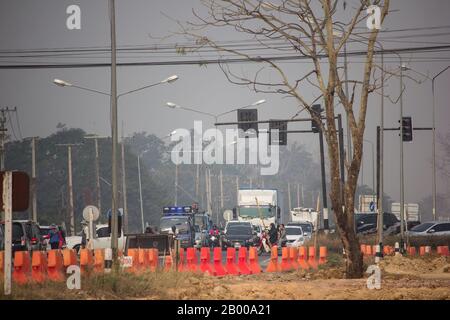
<box><xmin>355</xmin><ymin>212</ymin><xmax>399</xmax><ymax>233</ymax></box>
<box><xmin>0</xmin><ymin>220</ymin><xmax>45</xmax><ymax>253</ymax></box>
<box><xmin>221</xmin><ymin>221</ymin><xmax>258</xmax><ymax>250</ymax></box>
<box><xmin>408</xmin><ymin>221</ymin><xmax>450</xmax><ymax>237</ymax></box>
<box><xmin>287</xmin><ymin>221</ymin><xmax>313</xmax><ymax>240</ymax></box>
<box><xmin>384</xmin><ymin>221</ymin><xmax>421</xmax><ymax>236</ymax></box>
<box><xmin>285</xmin><ymin>225</ymin><xmax>305</xmax><ymax>247</ymax></box>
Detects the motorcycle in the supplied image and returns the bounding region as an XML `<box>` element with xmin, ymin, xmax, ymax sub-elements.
<box><xmin>208</xmin><ymin>232</ymin><xmax>220</xmax><ymax>249</ymax></box>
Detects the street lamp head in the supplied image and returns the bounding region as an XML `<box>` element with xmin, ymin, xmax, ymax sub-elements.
<box><xmin>252</xmin><ymin>99</ymin><xmax>266</xmax><ymax>106</ymax></box>
<box><xmin>169</xmin><ymin>130</ymin><xmax>177</xmax><ymax>136</ymax></box>
<box><xmin>166</xmin><ymin>102</ymin><xmax>180</xmax><ymax>109</ymax></box>
<box><xmin>161</xmin><ymin>75</ymin><xmax>179</xmax><ymax>84</ymax></box>
<box><xmin>401</xmin><ymin>64</ymin><xmax>409</xmax><ymax>71</ymax></box>
<box><xmin>53</xmin><ymin>79</ymin><xmax>72</xmax><ymax>87</ymax></box>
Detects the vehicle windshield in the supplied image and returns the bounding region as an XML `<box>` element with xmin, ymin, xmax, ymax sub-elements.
<box><xmin>194</xmin><ymin>215</ymin><xmax>208</xmax><ymax>230</ymax></box>
<box><xmin>299</xmin><ymin>224</ymin><xmax>312</xmax><ymax>233</ymax></box>
<box><xmin>226</xmin><ymin>225</ymin><xmax>252</xmax><ymax>235</ymax></box>
<box><xmin>160</xmin><ymin>217</ymin><xmax>190</xmax><ymax>232</ymax></box>
<box><xmin>286</xmin><ymin>227</ymin><xmax>302</xmax><ymax>235</ymax></box>
<box><xmin>410</xmin><ymin>222</ymin><xmax>434</xmax><ymax>232</ymax></box>
<box><xmin>238</xmin><ymin>206</ymin><xmax>274</xmax><ymax>218</ymax></box>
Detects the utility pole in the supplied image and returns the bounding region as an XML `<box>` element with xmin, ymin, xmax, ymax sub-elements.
<box><xmin>137</xmin><ymin>154</ymin><xmax>144</xmax><ymax>233</ymax></box>
<box><xmin>0</xmin><ymin>107</ymin><xmax>17</xmax><ymax>170</ymax></box>
<box><xmin>109</xmin><ymin>0</ymin><xmax>119</xmax><ymax>259</ymax></box>
<box><xmin>319</xmin><ymin>130</ymin><xmax>329</xmax><ymax>232</ymax></box>
<box><xmin>301</xmin><ymin>184</ymin><xmax>304</xmax><ymax>208</ymax></box>
<box><xmin>399</xmin><ymin>63</ymin><xmax>406</xmax><ymax>252</ymax></box>
<box><xmin>236</xmin><ymin>176</ymin><xmax>239</xmax><ymax>207</ymax></box>
<box><xmin>121</xmin><ymin>141</ymin><xmax>128</xmax><ymax>233</ymax></box>
<box><xmin>297</xmin><ymin>183</ymin><xmax>300</xmax><ymax>208</ymax></box>
<box><xmin>31</xmin><ymin>137</ymin><xmax>38</xmax><ymax>222</ymax></box>
<box><xmin>56</xmin><ymin>143</ymin><xmax>81</xmax><ymax>236</ymax></box>
<box><xmin>84</xmin><ymin>135</ymin><xmax>108</xmax><ymax>216</ymax></box>
<box><xmin>287</xmin><ymin>182</ymin><xmax>292</xmax><ymax>212</ymax></box>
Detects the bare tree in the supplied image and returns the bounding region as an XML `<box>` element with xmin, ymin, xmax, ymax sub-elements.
<box><xmin>176</xmin><ymin>0</ymin><xmax>390</xmax><ymax>278</ymax></box>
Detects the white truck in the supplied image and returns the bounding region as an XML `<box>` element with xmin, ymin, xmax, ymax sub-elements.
<box><xmin>236</xmin><ymin>189</ymin><xmax>282</xmax><ymax>229</ymax></box>
<box><xmin>290</xmin><ymin>207</ymin><xmax>319</xmax><ymax>226</ymax></box>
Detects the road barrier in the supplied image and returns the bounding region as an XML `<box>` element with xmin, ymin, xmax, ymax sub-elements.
<box><xmin>31</xmin><ymin>251</ymin><xmax>47</xmax><ymax>283</ymax></box>
<box><xmin>94</xmin><ymin>249</ymin><xmax>105</xmax><ymax>273</ymax></box>
<box><xmin>248</xmin><ymin>247</ymin><xmax>262</xmax><ymax>274</ymax></box>
<box><xmin>419</xmin><ymin>246</ymin><xmax>426</xmax><ymax>256</ymax></box>
<box><xmin>266</xmin><ymin>246</ymin><xmax>279</xmax><ymax>272</ymax></box>
<box><xmin>126</xmin><ymin>248</ymin><xmax>140</xmax><ymax>273</ymax></box>
<box><xmin>225</xmin><ymin>247</ymin><xmax>240</xmax><ymax>275</ymax></box>
<box><xmin>62</xmin><ymin>249</ymin><xmax>77</xmax><ymax>268</ymax></box>
<box><xmin>319</xmin><ymin>246</ymin><xmax>327</xmax><ymax>265</ymax></box>
<box><xmin>237</xmin><ymin>247</ymin><xmax>252</xmax><ymax>275</ymax></box>
<box><xmin>437</xmin><ymin>246</ymin><xmax>449</xmax><ymax>256</ymax></box>
<box><xmin>298</xmin><ymin>246</ymin><xmax>309</xmax><ymax>269</ymax></box>
<box><xmin>360</xmin><ymin>244</ymin><xmax>366</xmax><ymax>256</ymax></box>
<box><xmin>199</xmin><ymin>247</ymin><xmax>214</xmax><ymax>275</ymax></box>
<box><xmin>0</xmin><ymin>244</ymin><xmax>361</xmax><ymax>285</ymax></box>
<box><xmin>185</xmin><ymin>247</ymin><xmax>198</xmax><ymax>272</ymax></box>
<box><xmin>79</xmin><ymin>249</ymin><xmax>94</xmax><ymax>275</ymax></box>
<box><xmin>307</xmin><ymin>246</ymin><xmax>318</xmax><ymax>269</ymax></box>
<box><xmin>280</xmin><ymin>247</ymin><xmax>293</xmax><ymax>271</ymax></box>
<box><xmin>289</xmin><ymin>247</ymin><xmax>299</xmax><ymax>270</ymax></box>
<box><xmin>47</xmin><ymin>249</ymin><xmax>64</xmax><ymax>281</ymax></box>
<box><xmin>149</xmin><ymin>248</ymin><xmax>159</xmax><ymax>271</ymax></box>
<box><xmin>164</xmin><ymin>255</ymin><xmax>173</xmax><ymax>271</ymax></box>
<box><xmin>365</xmin><ymin>245</ymin><xmax>372</xmax><ymax>256</ymax></box>
<box><xmin>407</xmin><ymin>247</ymin><xmax>417</xmax><ymax>256</ymax></box>
<box><xmin>13</xmin><ymin>251</ymin><xmax>30</xmax><ymax>284</ymax></box>
<box><xmin>212</xmin><ymin>247</ymin><xmax>227</xmax><ymax>276</ymax></box>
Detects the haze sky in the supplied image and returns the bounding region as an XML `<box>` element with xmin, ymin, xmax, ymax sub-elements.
<box><xmin>1</xmin><ymin>0</ymin><xmax>450</xmax><ymax>215</ymax></box>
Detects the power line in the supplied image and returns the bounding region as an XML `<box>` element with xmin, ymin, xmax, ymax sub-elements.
<box><xmin>0</xmin><ymin>44</ymin><xmax>449</xmax><ymax>69</ymax></box>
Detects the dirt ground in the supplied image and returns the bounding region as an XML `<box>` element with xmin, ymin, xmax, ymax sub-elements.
<box><xmin>167</xmin><ymin>255</ymin><xmax>450</xmax><ymax>300</ymax></box>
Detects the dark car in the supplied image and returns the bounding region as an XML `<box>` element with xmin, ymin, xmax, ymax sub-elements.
<box><xmin>0</xmin><ymin>220</ymin><xmax>45</xmax><ymax>253</ymax></box>
<box><xmin>221</xmin><ymin>222</ymin><xmax>258</xmax><ymax>249</ymax></box>
<box><xmin>355</xmin><ymin>212</ymin><xmax>399</xmax><ymax>234</ymax></box>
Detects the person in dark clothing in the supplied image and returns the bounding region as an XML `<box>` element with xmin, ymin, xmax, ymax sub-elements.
<box><xmin>268</xmin><ymin>223</ymin><xmax>278</xmax><ymax>246</ymax></box>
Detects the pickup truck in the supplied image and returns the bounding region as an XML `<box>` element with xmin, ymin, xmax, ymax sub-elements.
<box><xmin>65</xmin><ymin>224</ymin><xmax>126</xmax><ymax>253</ymax></box>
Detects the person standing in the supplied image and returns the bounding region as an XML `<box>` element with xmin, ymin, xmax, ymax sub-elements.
<box><xmin>278</xmin><ymin>224</ymin><xmax>287</xmax><ymax>247</ymax></box>
<box><xmin>49</xmin><ymin>224</ymin><xmax>62</xmax><ymax>250</ymax></box>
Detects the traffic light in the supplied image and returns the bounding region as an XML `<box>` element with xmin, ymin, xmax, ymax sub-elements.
<box><xmin>402</xmin><ymin>116</ymin><xmax>413</xmax><ymax>142</ymax></box>
<box><xmin>237</xmin><ymin>109</ymin><xmax>258</xmax><ymax>136</ymax></box>
<box><xmin>269</xmin><ymin>120</ymin><xmax>288</xmax><ymax>145</ymax></box>
<box><xmin>311</xmin><ymin>104</ymin><xmax>322</xmax><ymax>133</ymax></box>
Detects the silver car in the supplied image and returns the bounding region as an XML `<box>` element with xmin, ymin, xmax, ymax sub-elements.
<box><xmin>408</xmin><ymin>221</ymin><xmax>450</xmax><ymax>236</ymax></box>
